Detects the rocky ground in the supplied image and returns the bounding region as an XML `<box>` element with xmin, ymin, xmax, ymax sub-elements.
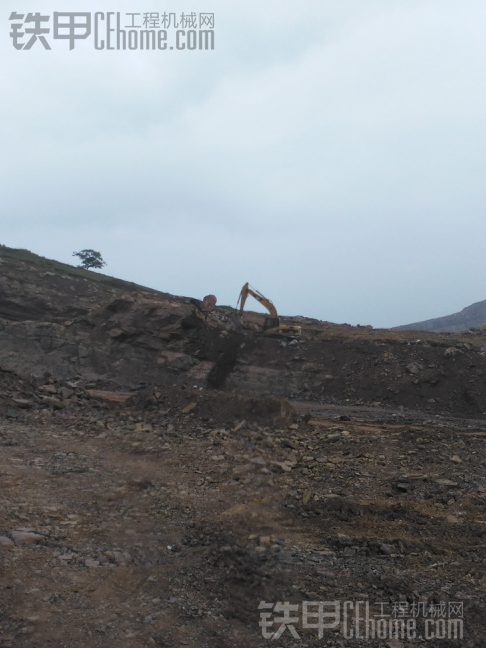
<box><xmin>0</xmin><ymin>375</ymin><xmax>485</xmax><ymax>647</ymax></box>
<box><xmin>1</xmin><ymin>246</ymin><xmax>486</xmax><ymax>646</ymax></box>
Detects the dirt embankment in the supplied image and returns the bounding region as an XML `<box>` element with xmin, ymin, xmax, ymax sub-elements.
<box><xmin>2</xmin><ymin>246</ymin><xmax>486</xmax><ymax>420</ymax></box>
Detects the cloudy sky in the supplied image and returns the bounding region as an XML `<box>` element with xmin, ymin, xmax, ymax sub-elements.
<box><xmin>2</xmin><ymin>0</ymin><xmax>486</xmax><ymax>327</ymax></box>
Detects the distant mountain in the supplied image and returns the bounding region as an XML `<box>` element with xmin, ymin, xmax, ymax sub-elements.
<box><xmin>395</xmin><ymin>298</ymin><xmax>486</xmax><ymax>332</ymax></box>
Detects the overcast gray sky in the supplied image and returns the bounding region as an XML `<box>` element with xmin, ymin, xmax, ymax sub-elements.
<box><xmin>2</xmin><ymin>0</ymin><xmax>486</xmax><ymax>327</ymax></box>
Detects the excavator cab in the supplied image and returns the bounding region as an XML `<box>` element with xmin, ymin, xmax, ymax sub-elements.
<box><xmin>264</xmin><ymin>317</ymin><xmax>301</xmax><ymax>336</ymax></box>
<box><xmin>264</xmin><ymin>317</ymin><xmax>280</xmax><ymax>331</ymax></box>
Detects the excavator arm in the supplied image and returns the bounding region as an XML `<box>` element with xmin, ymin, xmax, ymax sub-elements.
<box><xmin>236</xmin><ymin>282</ymin><xmax>301</xmax><ymax>337</ymax></box>
<box><xmin>237</xmin><ymin>283</ymin><xmax>278</xmax><ymax>317</ymax></box>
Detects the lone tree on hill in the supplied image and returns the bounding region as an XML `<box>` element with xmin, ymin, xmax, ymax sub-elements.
<box><xmin>73</xmin><ymin>249</ymin><xmax>106</xmax><ymax>270</ymax></box>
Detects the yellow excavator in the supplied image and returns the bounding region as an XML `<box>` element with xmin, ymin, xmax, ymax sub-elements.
<box><xmin>236</xmin><ymin>283</ymin><xmax>301</xmax><ymax>337</ymax></box>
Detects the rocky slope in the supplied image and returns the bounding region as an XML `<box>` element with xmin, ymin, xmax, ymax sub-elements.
<box><xmin>2</xmin><ymin>245</ymin><xmax>486</xmax><ymax>420</ymax></box>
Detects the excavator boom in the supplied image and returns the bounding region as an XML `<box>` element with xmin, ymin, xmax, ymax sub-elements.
<box><xmin>236</xmin><ymin>282</ymin><xmax>301</xmax><ymax>337</ymax></box>
<box><xmin>237</xmin><ymin>283</ymin><xmax>278</xmax><ymax>318</ymax></box>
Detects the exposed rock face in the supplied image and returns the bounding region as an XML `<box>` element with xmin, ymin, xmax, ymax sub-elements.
<box><xmin>0</xmin><ymin>247</ymin><xmax>225</xmax><ymax>386</ymax></box>
<box><xmin>0</xmin><ymin>294</ymin><xmax>221</xmax><ymax>385</ymax></box>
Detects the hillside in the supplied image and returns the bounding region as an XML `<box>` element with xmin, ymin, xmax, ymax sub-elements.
<box><xmin>395</xmin><ymin>297</ymin><xmax>486</xmax><ymax>333</ymax></box>
<box><xmin>1</xmin><ymin>245</ymin><xmax>486</xmax><ymax>647</ymax></box>
<box><xmin>2</xmin><ymin>245</ymin><xmax>486</xmax><ymax>418</ymax></box>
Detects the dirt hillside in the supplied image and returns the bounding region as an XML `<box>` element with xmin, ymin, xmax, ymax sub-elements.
<box><xmin>1</xmin><ymin>246</ymin><xmax>485</xmax><ymax>647</ymax></box>
<box><xmin>1</xmin><ymin>245</ymin><xmax>486</xmax><ymax>420</ymax></box>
